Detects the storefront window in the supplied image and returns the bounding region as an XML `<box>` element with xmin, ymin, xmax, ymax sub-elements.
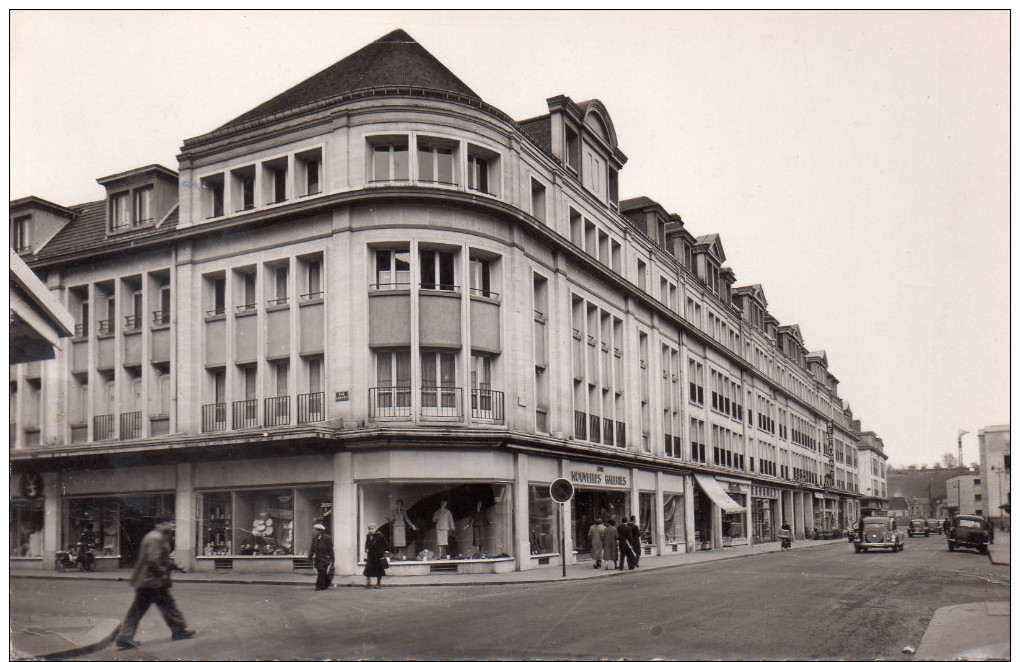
<box><xmin>722</xmin><ymin>493</ymin><xmax>747</xmax><ymax>540</ymax></box>
<box><xmin>752</xmin><ymin>498</ymin><xmax>774</xmax><ymax>543</ymax></box>
<box><xmin>199</xmin><ymin>484</ymin><xmax>332</xmax><ymax>557</ymax></box>
<box><xmin>528</xmin><ymin>484</ymin><xmax>559</xmax><ymax>555</ymax></box>
<box><xmin>65</xmin><ymin>498</ymin><xmax>121</xmax><ymax>557</ymax></box>
<box><xmin>639</xmin><ymin>492</ymin><xmax>656</xmax><ymax>546</ymax></box>
<box><xmin>572</xmin><ymin>488</ymin><xmax>629</xmax><ymax>554</ymax></box>
<box><xmin>361</xmin><ymin>482</ymin><xmax>513</xmax><ymax>561</ymax></box>
<box><xmin>11</xmin><ymin>502</ymin><xmax>44</xmax><ymax>557</ymax></box>
<box><xmin>662</xmin><ymin>494</ymin><xmax>685</xmax><ymax>544</ymax></box>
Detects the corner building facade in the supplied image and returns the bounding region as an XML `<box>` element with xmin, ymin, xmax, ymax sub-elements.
<box><xmin>11</xmin><ymin>30</ymin><xmax>873</xmax><ymax>574</ymax></box>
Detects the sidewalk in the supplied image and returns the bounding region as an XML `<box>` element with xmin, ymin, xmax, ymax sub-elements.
<box><xmin>913</xmin><ymin>602</ymin><xmax>1010</xmax><ymax>660</ymax></box>
<box><xmin>10</xmin><ymin>537</ymin><xmax>836</xmax><ymax>659</ymax></box>
<box><xmin>987</xmin><ymin>530</ymin><xmax>1010</xmax><ymax>566</ymax></box>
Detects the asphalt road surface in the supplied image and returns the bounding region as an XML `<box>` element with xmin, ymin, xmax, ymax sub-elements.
<box><xmin>11</xmin><ymin>535</ymin><xmax>1009</xmax><ymax>660</ymax></box>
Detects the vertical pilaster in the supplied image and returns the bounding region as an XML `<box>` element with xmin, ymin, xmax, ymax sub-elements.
<box><xmin>684</xmin><ymin>474</ymin><xmax>696</xmax><ymax>553</ymax></box>
<box><xmin>43</xmin><ymin>471</ymin><xmax>60</xmax><ymax>569</ymax></box>
<box><xmin>175</xmin><ymin>463</ymin><xmax>195</xmax><ymax>570</ymax></box>
<box><xmin>513</xmin><ymin>453</ymin><xmax>531</xmax><ymax>570</ymax></box>
<box><xmin>559</xmin><ymin>458</ymin><xmax>573</xmax><ymax>564</ymax></box>
<box><xmin>654</xmin><ymin>471</ymin><xmax>665</xmax><ymax>555</ymax></box>
<box><xmin>332</xmin><ymin>452</ymin><xmax>357</xmax><ymax>574</ymax></box>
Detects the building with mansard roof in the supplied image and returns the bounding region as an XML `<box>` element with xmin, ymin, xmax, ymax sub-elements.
<box><xmin>11</xmin><ymin>29</ymin><xmax>878</xmax><ymax>573</ymax></box>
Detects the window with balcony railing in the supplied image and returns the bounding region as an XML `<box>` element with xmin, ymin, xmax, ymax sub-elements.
<box><xmin>97</xmin><ymin>320</ymin><xmax>114</xmax><ymax>335</ymax></box>
<box><xmin>232</xmin><ymin>399</ymin><xmax>258</xmax><ymax>430</ymax></box>
<box><xmin>589</xmin><ymin>414</ymin><xmax>601</xmax><ymax>443</ymax></box>
<box><xmin>470</xmin><ymin>388</ymin><xmax>504</xmax><ymax>423</ymax></box>
<box><xmin>574</xmin><ymin>411</ymin><xmax>587</xmax><ymax>440</ymax></box>
<box><xmin>202</xmin><ymin>403</ymin><xmax>228</xmax><ymax>432</ymax></box>
<box><xmin>120</xmin><ymin>411</ymin><xmax>142</xmax><ymax>439</ymax></box>
<box><xmin>93</xmin><ymin>414</ymin><xmax>115</xmax><ymax>441</ymax></box>
<box><xmin>297</xmin><ymin>392</ymin><xmax>325</xmax><ymax>423</ymax></box>
<box><xmin>369</xmin><ymin>386</ymin><xmax>412</xmax><ymax>418</ymax></box>
<box><xmin>124</xmin><ymin>315</ymin><xmax>141</xmax><ymax>331</ymax></box>
<box><xmin>421</xmin><ymin>386</ymin><xmax>461</xmax><ymax>418</ymax></box>
<box><xmin>264</xmin><ymin>395</ymin><xmax>290</xmax><ymax>427</ymax></box>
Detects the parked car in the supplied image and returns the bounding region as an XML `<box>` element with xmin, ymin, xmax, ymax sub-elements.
<box><xmin>926</xmin><ymin>519</ymin><xmax>943</xmax><ymax>535</ymax></box>
<box><xmin>854</xmin><ymin>517</ymin><xmax>904</xmax><ymax>553</ymax></box>
<box><xmin>947</xmin><ymin>515</ymin><xmax>994</xmax><ymax>554</ymax></box>
<box><xmin>907</xmin><ymin>519</ymin><xmax>929</xmax><ymax>537</ymax></box>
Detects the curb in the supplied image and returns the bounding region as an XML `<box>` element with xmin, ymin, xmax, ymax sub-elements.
<box><xmin>11</xmin><ymin>618</ymin><xmax>121</xmax><ymax>661</ymax></box>
<box><xmin>13</xmin><ymin>540</ymin><xmax>843</xmax><ymax>590</ymax></box>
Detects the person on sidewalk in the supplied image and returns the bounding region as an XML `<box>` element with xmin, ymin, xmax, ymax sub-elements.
<box><xmin>363</xmin><ymin>523</ymin><xmax>389</xmax><ymax>589</ymax></box>
<box><xmin>778</xmin><ymin>522</ymin><xmax>792</xmax><ymax>551</ymax></box>
<box><xmin>115</xmin><ymin>514</ymin><xmax>195</xmax><ymax>650</ymax></box>
<box><xmin>628</xmin><ymin>516</ymin><xmax>642</xmax><ymax>568</ymax></box>
<box><xmin>77</xmin><ymin>523</ymin><xmax>96</xmax><ymax>572</ymax></box>
<box><xmin>308</xmin><ymin>521</ymin><xmax>334</xmax><ymax>591</ymax></box>
<box><xmin>617</xmin><ymin>519</ymin><xmax>636</xmax><ymax>570</ymax></box>
<box><xmin>603</xmin><ymin>519</ymin><xmax>619</xmax><ymax>570</ymax></box>
<box><xmin>587</xmin><ymin>518</ymin><xmax>606</xmax><ymax>569</ymax></box>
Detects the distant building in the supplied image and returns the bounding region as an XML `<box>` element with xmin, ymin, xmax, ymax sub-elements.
<box><xmin>977</xmin><ymin>425</ymin><xmax>1010</xmax><ymax>529</ymax></box>
<box><xmin>855</xmin><ymin>427</ymin><xmax>888</xmax><ymax>515</ymax></box>
<box><xmin>946</xmin><ymin>471</ymin><xmax>982</xmax><ymax>518</ymax></box>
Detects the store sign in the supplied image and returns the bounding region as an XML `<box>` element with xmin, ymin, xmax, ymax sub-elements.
<box><xmin>569</xmin><ymin>464</ymin><xmax>628</xmax><ymax>488</ymax></box>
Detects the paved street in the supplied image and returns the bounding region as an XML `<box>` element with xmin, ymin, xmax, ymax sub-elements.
<box><xmin>11</xmin><ymin>535</ymin><xmax>1009</xmax><ymax>660</ymax></box>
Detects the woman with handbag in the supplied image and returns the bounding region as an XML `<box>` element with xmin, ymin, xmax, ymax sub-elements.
<box><xmin>363</xmin><ymin>523</ymin><xmax>389</xmax><ymax>589</ymax></box>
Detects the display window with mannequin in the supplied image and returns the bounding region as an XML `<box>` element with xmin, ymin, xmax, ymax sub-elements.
<box><xmin>359</xmin><ymin>482</ymin><xmax>513</xmax><ymax>561</ymax></box>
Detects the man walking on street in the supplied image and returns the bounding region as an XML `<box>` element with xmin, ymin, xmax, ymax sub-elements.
<box><xmin>115</xmin><ymin>514</ymin><xmax>195</xmax><ymax>650</ymax></box>
<box><xmin>628</xmin><ymin>516</ymin><xmax>642</xmax><ymax>568</ymax></box>
<box><xmin>308</xmin><ymin>521</ymin><xmax>334</xmax><ymax>590</ymax></box>
<box><xmin>617</xmin><ymin>518</ymin><xmax>635</xmax><ymax>570</ymax></box>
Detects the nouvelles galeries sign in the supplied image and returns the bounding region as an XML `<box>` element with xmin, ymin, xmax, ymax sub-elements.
<box><xmin>568</xmin><ymin>463</ymin><xmax>629</xmax><ymax>488</ymax></box>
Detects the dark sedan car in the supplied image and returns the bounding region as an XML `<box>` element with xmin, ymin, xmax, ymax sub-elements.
<box><xmin>907</xmin><ymin>519</ymin><xmax>929</xmax><ymax>537</ymax></box>
<box><xmin>947</xmin><ymin>515</ymin><xmax>993</xmax><ymax>554</ymax></box>
<box><xmin>926</xmin><ymin>519</ymin><xmax>943</xmax><ymax>535</ymax></box>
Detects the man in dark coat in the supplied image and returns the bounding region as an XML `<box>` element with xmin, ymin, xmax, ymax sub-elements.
<box><xmin>628</xmin><ymin>515</ymin><xmax>642</xmax><ymax>568</ymax></box>
<box><xmin>308</xmin><ymin>521</ymin><xmax>334</xmax><ymax>590</ymax></box>
<box><xmin>115</xmin><ymin>515</ymin><xmax>194</xmax><ymax>650</ymax></box>
<box><xmin>617</xmin><ymin>519</ymin><xmax>635</xmax><ymax>571</ymax></box>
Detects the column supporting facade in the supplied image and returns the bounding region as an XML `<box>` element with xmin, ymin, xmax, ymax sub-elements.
<box><xmin>513</xmin><ymin>453</ymin><xmax>531</xmax><ymax>570</ymax></box>
<box><xmin>684</xmin><ymin>474</ymin><xmax>696</xmax><ymax>553</ymax></box>
<box><xmin>174</xmin><ymin>463</ymin><xmax>196</xmax><ymax>571</ymax></box>
<box><xmin>654</xmin><ymin>471</ymin><xmax>666</xmax><ymax>556</ymax></box>
<box><xmin>333</xmin><ymin>452</ymin><xmax>357</xmax><ymax>575</ymax></box>
<box><xmin>43</xmin><ymin>471</ymin><xmax>60</xmax><ymax>570</ymax></box>
<box><xmin>559</xmin><ymin>458</ymin><xmax>574</xmax><ymax>565</ymax></box>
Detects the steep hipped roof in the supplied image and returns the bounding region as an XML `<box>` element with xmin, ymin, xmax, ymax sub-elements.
<box><xmin>28</xmin><ymin>200</ymin><xmax>179</xmax><ymax>262</ymax></box>
<box><xmin>217</xmin><ymin>29</ymin><xmax>480</xmax><ymax>132</ymax></box>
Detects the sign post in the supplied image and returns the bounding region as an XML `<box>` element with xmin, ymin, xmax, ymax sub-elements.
<box><xmin>549</xmin><ymin>478</ymin><xmax>574</xmax><ymax>578</ymax></box>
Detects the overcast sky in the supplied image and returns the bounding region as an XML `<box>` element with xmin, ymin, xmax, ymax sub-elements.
<box><xmin>9</xmin><ymin>10</ymin><xmax>1010</xmax><ymax>468</ymax></box>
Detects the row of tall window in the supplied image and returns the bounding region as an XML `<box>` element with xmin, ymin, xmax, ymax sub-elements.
<box><xmin>109</xmin><ymin>186</ymin><xmax>154</xmax><ymax>230</ymax></box>
<box><xmin>369</xmin><ymin>135</ymin><xmax>499</xmax><ymax>196</ymax></box>
<box><xmin>69</xmin><ymin>275</ymin><xmax>172</xmax><ymax>338</ymax></box>
<box><xmin>200</xmin><ymin>147</ymin><xmax>322</xmax><ymax>220</ymax></box>
<box><xmin>373</xmin><ymin>247</ymin><xmax>496</xmax><ymax>298</ymax></box>
<box><xmin>204</xmin><ymin>256</ymin><xmax>322</xmax><ymax>317</ymax></box>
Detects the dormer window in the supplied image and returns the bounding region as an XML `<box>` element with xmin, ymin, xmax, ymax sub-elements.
<box><xmin>565</xmin><ymin>126</ymin><xmax>580</xmax><ymax>171</ymax></box>
<box><xmin>11</xmin><ymin>215</ymin><xmax>31</xmax><ymax>253</ymax></box>
<box><xmin>110</xmin><ymin>192</ymin><xmax>130</xmax><ymax>230</ymax></box>
<box><xmin>132</xmin><ymin>186</ymin><xmax>153</xmax><ymax>226</ymax></box>
<box><xmin>201</xmin><ymin>174</ymin><xmax>224</xmax><ymax>219</ymax></box>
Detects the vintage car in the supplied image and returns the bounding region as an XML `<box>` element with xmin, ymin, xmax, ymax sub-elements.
<box><xmin>854</xmin><ymin>517</ymin><xmax>904</xmax><ymax>553</ymax></box>
<box><xmin>907</xmin><ymin>519</ymin><xmax>929</xmax><ymax>537</ymax></box>
<box><xmin>947</xmin><ymin>515</ymin><xmax>993</xmax><ymax>554</ymax></box>
<box><xmin>926</xmin><ymin>519</ymin><xmax>943</xmax><ymax>535</ymax></box>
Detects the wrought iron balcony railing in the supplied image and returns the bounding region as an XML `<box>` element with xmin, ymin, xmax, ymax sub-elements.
<box><xmin>202</xmin><ymin>403</ymin><xmax>228</xmax><ymax>432</ymax></box>
<box><xmin>470</xmin><ymin>388</ymin><xmax>504</xmax><ymax>423</ymax></box>
<box><xmin>297</xmin><ymin>392</ymin><xmax>325</xmax><ymax>423</ymax></box>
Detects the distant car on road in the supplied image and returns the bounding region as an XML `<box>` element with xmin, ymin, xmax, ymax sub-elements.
<box><xmin>907</xmin><ymin>519</ymin><xmax>929</xmax><ymax>538</ymax></box>
<box><xmin>947</xmin><ymin>515</ymin><xmax>994</xmax><ymax>554</ymax></box>
<box><xmin>926</xmin><ymin>519</ymin><xmax>943</xmax><ymax>535</ymax></box>
<box><xmin>855</xmin><ymin>517</ymin><xmax>903</xmax><ymax>553</ymax></box>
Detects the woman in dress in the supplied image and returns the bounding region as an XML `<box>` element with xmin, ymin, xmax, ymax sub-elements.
<box><xmin>387</xmin><ymin>499</ymin><xmax>417</xmax><ymax>555</ymax></box>
<box><xmin>363</xmin><ymin>523</ymin><xmax>389</xmax><ymax>588</ymax></box>
<box><xmin>602</xmin><ymin>518</ymin><xmax>619</xmax><ymax>570</ymax></box>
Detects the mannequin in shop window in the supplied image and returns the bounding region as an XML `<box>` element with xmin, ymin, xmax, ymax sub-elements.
<box><xmin>463</xmin><ymin>501</ymin><xmax>491</xmax><ymax>557</ymax></box>
<box><xmin>387</xmin><ymin>499</ymin><xmax>417</xmax><ymax>557</ymax></box>
<box><xmin>432</xmin><ymin>500</ymin><xmax>455</xmax><ymax>558</ymax></box>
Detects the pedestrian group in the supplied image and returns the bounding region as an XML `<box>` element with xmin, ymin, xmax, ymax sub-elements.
<box><xmin>588</xmin><ymin>515</ymin><xmax>643</xmax><ymax>570</ymax></box>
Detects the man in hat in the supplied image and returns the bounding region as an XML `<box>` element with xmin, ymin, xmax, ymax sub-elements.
<box><xmin>308</xmin><ymin>520</ymin><xmax>334</xmax><ymax>590</ymax></box>
<box><xmin>115</xmin><ymin>514</ymin><xmax>194</xmax><ymax>649</ymax></box>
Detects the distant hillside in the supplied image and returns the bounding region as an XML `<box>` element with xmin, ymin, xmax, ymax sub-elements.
<box><xmin>886</xmin><ymin>467</ymin><xmax>978</xmax><ymax>500</ymax></box>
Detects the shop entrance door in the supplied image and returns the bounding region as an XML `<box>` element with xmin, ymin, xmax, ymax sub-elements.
<box><xmin>692</xmin><ymin>483</ymin><xmax>712</xmax><ymax>550</ymax></box>
<box><xmin>572</xmin><ymin>489</ymin><xmax>628</xmax><ymax>554</ymax></box>
<box><xmin>118</xmin><ymin>495</ymin><xmax>174</xmax><ymax>568</ymax></box>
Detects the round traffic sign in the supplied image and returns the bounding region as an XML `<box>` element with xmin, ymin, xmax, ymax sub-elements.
<box><xmin>549</xmin><ymin>478</ymin><xmax>574</xmax><ymax>503</ymax></box>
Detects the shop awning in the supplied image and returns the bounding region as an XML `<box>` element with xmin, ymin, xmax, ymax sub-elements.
<box><xmin>694</xmin><ymin>474</ymin><xmax>745</xmax><ymax>514</ymax></box>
